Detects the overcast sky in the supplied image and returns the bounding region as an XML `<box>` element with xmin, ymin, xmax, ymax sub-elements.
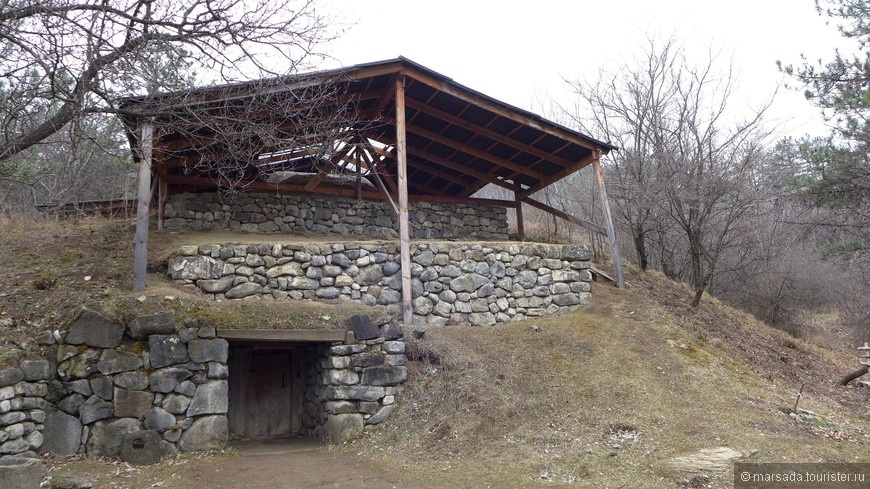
<box><xmin>321</xmin><ymin>0</ymin><xmax>853</xmax><ymax>140</ymax></box>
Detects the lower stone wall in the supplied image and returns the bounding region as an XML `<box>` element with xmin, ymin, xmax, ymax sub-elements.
<box><xmin>0</xmin><ymin>360</ymin><xmax>52</xmax><ymax>458</ymax></box>
<box><xmin>164</xmin><ymin>192</ymin><xmax>509</xmax><ymax>240</ymax></box>
<box><xmin>45</xmin><ymin>308</ymin><xmax>229</xmax><ymax>458</ymax></box>
<box><xmin>0</xmin><ymin>307</ymin><xmax>406</xmax><ymax>461</ymax></box>
<box><xmin>170</xmin><ymin>241</ymin><xmax>593</xmax><ymax>326</ymax></box>
<box><xmin>321</xmin><ymin>317</ymin><xmax>405</xmax><ymax>443</ymax></box>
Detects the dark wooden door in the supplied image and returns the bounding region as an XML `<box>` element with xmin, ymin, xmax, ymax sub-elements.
<box><xmin>228</xmin><ymin>347</ymin><xmax>303</xmax><ymax>438</ymax></box>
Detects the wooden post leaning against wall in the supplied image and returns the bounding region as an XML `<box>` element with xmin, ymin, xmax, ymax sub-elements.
<box><xmin>592</xmin><ymin>154</ymin><xmax>625</xmax><ymax>288</ymax></box>
<box><xmin>133</xmin><ymin>122</ymin><xmax>154</xmax><ymax>291</ymax></box>
<box><xmin>395</xmin><ymin>77</ymin><xmax>414</xmax><ymax>324</ymax></box>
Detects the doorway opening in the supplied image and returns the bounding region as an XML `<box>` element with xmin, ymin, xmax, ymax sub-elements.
<box><xmin>226</xmin><ymin>337</ymin><xmax>334</xmax><ymax>440</ymax></box>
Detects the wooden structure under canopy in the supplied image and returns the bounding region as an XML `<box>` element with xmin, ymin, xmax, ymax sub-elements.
<box><xmin>120</xmin><ymin>57</ymin><xmax>624</xmax><ymax>320</ymax></box>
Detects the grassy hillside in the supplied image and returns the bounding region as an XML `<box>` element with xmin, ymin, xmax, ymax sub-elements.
<box><xmin>1</xmin><ymin>218</ymin><xmax>867</xmax><ymax>488</ymax></box>
<box><xmin>0</xmin><ymin>218</ymin><xmax>376</xmax><ymax>368</ymax></box>
<box><xmin>354</xmin><ymin>271</ymin><xmax>869</xmax><ymax>488</ymax></box>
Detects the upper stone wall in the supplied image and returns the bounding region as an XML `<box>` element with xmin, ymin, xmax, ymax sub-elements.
<box><xmin>169</xmin><ymin>241</ymin><xmax>593</xmax><ymax>326</ymax></box>
<box><xmin>164</xmin><ymin>192</ymin><xmax>509</xmax><ymax>240</ymax></box>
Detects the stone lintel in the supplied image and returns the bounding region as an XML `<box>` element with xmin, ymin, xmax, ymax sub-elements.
<box><xmin>217</xmin><ymin>329</ymin><xmax>346</xmax><ymax>343</ymax></box>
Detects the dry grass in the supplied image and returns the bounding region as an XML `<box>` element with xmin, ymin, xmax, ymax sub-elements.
<box><xmin>0</xmin><ymin>218</ymin><xmax>380</xmax><ymax>368</ymax></box>
<box><xmin>353</xmin><ymin>269</ymin><xmax>870</xmax><ymax>488</ymax></box>
<box><xmin>2</xmin><ymin>218</ymin><xmax>869</xmax><ymax>488</ymax></box>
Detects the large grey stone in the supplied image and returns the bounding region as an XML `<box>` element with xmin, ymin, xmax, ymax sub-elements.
<box><xmin>449</xmin><ymin>273</ymin><xmax>490</xmax><ymax>293</ymax></box>
<box><xmin>0</xmin><ymin>456</ymin><xmax>42</xmax><ymax>489</ymax></box>
<box><xmin>186</xmin><ymin>381</ymin><xmax>228</xmax><ymax>416</ymax></box>
<box><xmin>348</xmin><ymin>315</ymin><xmax>379</xmax><ymax>340</ymax></box>
<box><xmin>0</xmin><ymin>369</ymin><xmax>24</xmax><ymax>388</ymax></box>
<box><xmin>382</xmin><ymin>261</ymin><xmax>400</xmax><ymax>276</ymax></box>
<box><xmin>19</xmin><ymin>361</ymin><xmax>52</xmax><ymax>381</ymax></box>
<box><xmin>40</xmin><ymin>408</ymin><xmax>81</xmax><ymax>455</ymax></box>
<box><xmin>57</xmin><ymin>350</ymin><xmax>99</xmax><ymax>380</ymax></box>
<box><xmin>119</xmin><ymin>430</ymin><xmax>162</xmax><ymax>465</ymax></box>
<box><xmin>326</xmin><ymin>414</ymin><xmax>364</xmax><ymax>444</ymax></box>
<box><xmin>365</xmin><ymin>404</ymin><xmax>396</xmax><ymax>426</ymax></box>
<box><xmin>412</xmin><ymin>250</ymin><xmax>435</xmax><ymax>267</ymax></box>
<box><xmin>324</xmin><ymin>401</ymin><xmax>356</xmax><ymax>415</ymax></box>
<box><xmin>265</xmin><ymin>262</ymin><xmax>303</xmax><ymax>278</ymax></box>
<box><xmin>114</xmin><ymin>389</ymin><xmax>154</xmax><ymax>418</ymax></box>
<box><xmin>225</xmin><ymin>282</ymin><xmax>262</xmax><ymax>299</ymax></box>
<box><xmin>149</xmin><ymin>368</ymin><xmax>194</xmax><ymax>393</ymax></box>
<box><xmin>552</xmin><ymin>293</ymin><xmax>581</xmax><ymax>306</ymax></box>
<box><xmin>114</xmin><ymin>371</ymin><xmax>149</xmax><ymax>391</ymax></box>
<box><xmin>148</xmin><ymin>335</ymin><xmax>189</xmax><ymax>368</ymax></box>
<box><xmin>187</xmin><ymin>339</ymin><xmax>229</xmax><ymax>363</ymax></box>
<box><xmin>197</xmin><ymin>276</ymin><xmax>235</xmax><ymax>294</ymax></box>
<box><xmin>356</xmin><ymin>265</ymin><xmax>384</xmax><ymax>286</ymax></box>
<box><xmin>97</xmin><ymin>350</ymin><xmax>143</xmax><ymax>375</ymax></box>
<box><xmin>89</xmin><ymin>377</ymin><xmax>113</xmax><ymax>400</ymax></box>
<box><xmin>361</xmin><ymin>366</ymin><xmax>407</xmax><ymax>386</ymax></box>
<box><xmin>57</xmin><ymin>394</ymin><xmax>85</xmax><ymax>415</ymax></box>
<box><xmin>323</xmin><ymin>385</ymin><xmax>385</xmax><ymax>401</ymax></box>
<box><xmin>86</xmin><ymin>418</ymin><xmax>142</xmax><ymax>457</ymax></box>
<box><xmin>412</xmin><ymin>296</ymin><xmax>433</xmax><ymax>315</ymax></box>
<box><xmin>0</xmin><ymin>438</ymin><xmax>29</xmax><ymax>455</ymax></box>
<box><xmin>65</xmin><ymin>308</ymin><xmax>124</xmax><ymax>349</ymax></box>
<box><xmin>148</xmin><ymin>367</ymin><xmax>193</xmax><ymax>393</ymax></box>
<box><xmin>168</xmin><ymin>255</ymin><xmax>222</xmax><ymax>280</ymax></box>
<box><xmin>78</xmin><ymin>396</ymin><xmax>112</xmax><ymax>425</ymax></box>
<box><xmin>144</xmin><ymin>408</ymin><xmax>176</xmax><ymax>432</ymax></box>
<box><xmin>127</xmin><ymin>312</ymin><xmax>175</xmax><ymax>340</ymax></box>
<box><xmin>178</xmin><ymin>415</ymin><xmax>227</xmax><ymax>452</ymax></box>
<box><xmin>162</xmin><ymin>394</ymin><xmax>191</xmax><ymax>414</ymax></box>
<box><xmin>515</xmin><ymin>270</ymin><xmax>539</xmax><ymax>288</ymax></box>
<box><xmin>561</xmin><ymin>244</ymin><xmax>590</xmax><ymax>261</ymax></box>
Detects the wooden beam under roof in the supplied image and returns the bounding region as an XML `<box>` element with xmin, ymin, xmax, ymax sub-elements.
<box><xmin>379</xmin><ymin>113</ymin><xmax>546</xmax><ymax>181</ymax></box>
<box><xmin>520</xmin><ymin>196</ymin><xmax>607</xmax><ymax>236</ymax></box>
<box><xmin>401</xmin><ymin>66</ymin><xmax>601</xmax><ymax>153</ymax></box>
<box><xmin>517</xmin><ymin>151</ymin><xmax>601</xmax><ymax>200</ymax></box>
<box><xmin>162</xmin><ymin>174</ymin><xmax>515</xmax><ymax>207</ymax></box>
<box><xmin>368</xmin><ymin>132</ymin><xmax>525</xmax><ymax>195</ymax></box>
<box><xmin>403</xmin><ymin>99</ymin><xmax>578</xmax><ymax>171</ymax></box>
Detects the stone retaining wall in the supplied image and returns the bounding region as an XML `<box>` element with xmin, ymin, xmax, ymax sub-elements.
<box><xmin>0</xmin><ymin>360</ymin><xmax>52</xmax><ymax>458</ymax></box>
<box><xmin>314</xmin><ymin>316</ymin><xmax>406</xmax><ymax>443</ymax></box>
<box><xmin>164</xmin><ymin>192</ymin><xmax>509</xmax><ymax>240</ymax></box>
<box><xmin>170</xmin><ymin>242</ymin><xmax>593</xmax><ymax>326</ymax></box>
<box><xmin>44</xmin><ymin>308</ymin><xmax>230</xmax><ymax>458</ymax></box>
<box><xmin>1</xmin><ymin>308</ymin><xmax>406</xmax><ymax>462</ymax></box>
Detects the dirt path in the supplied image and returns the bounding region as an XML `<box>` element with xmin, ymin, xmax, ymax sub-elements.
<box><xmin>182</xmin><ymin>439</ymin><xmax>427</xmax><ymax>489</ymax></box>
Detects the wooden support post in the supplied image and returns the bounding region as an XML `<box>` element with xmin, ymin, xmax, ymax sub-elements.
<box><xmin>355</xmin><ymin>149</ymin><xmax>363</xmax><ymax>201</ymax></box>
<box><xmin>157</xmin><ymin>176</ymin><xmax>167</xmax><ymax>231</ymax></box>
<box><xmin>515</xmin><ymin>196</ymin><xmax>525</xmax><ymax>241</ymax></box>
<box><xmin>592</xmin><ymin>156</ymin><xmax>624</xmax><ymax>289</ymax></box>
<box><xmin>134</xmin><ymin>123</ymin><xmax>153</xmax><ymax>291</ymax></box>
<box><xmin>395</xmin><ymin>77</ymin><xmax>413</xmax><ymax>325</ymax></box>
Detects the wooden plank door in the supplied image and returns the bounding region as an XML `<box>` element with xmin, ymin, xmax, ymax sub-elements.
<box><xmin>245</xmin><ymin>350</ymin><xmax>294</xmax><ymax>437</ymax></box>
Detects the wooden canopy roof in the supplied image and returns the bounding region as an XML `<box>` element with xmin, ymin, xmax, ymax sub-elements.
<box><xmin>120</xmin><ymin>57</ymin><xmax>616</xmax><ymax>206</ymax></box>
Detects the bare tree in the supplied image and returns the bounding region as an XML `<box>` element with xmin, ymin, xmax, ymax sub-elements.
<box><xmin>568</xmin><ymin>36</ymin><xmax>776</xmax><ymax>307</ymax></box>
<box><xmin>0</xmin><ymin>0</ymin><xmax>335</xmax><ymax>167</ymax></box>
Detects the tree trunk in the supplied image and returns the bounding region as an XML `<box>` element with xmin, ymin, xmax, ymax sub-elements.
<box><xmin>633</xmin><ymin>227</ymin><xmax>648</xmax><ymax>271</ymax></box>
<box><xmin>838</xmin><ymin>366</ymin><xmax>868</xmax><ymax>386</ymax></box>
<box><xmin>690</xmin><ymin>287</ymin><xmax>705</xmax><ymax>308</ymax></box>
